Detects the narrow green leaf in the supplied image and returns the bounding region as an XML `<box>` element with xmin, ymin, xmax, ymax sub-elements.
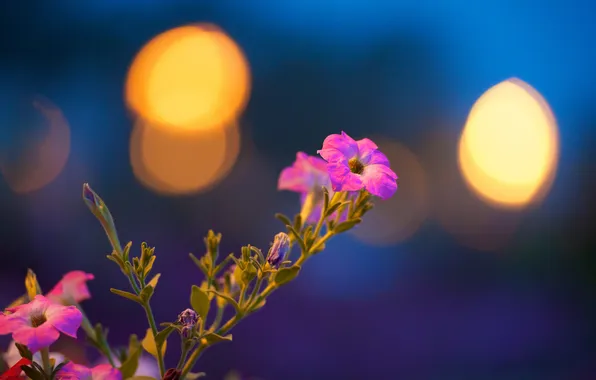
<box><xmin>143</xmin><ymin>255</ymin><xmax>156</xmax><ymax>277</ymax></box>
<box><xmin>122</xmin><ymin>241</ymin><xmax>132</xmax><ymax>262</ymax></box>
<box><xmin>249</xmin><ymin>246</ymin><xmax>265</xmax><ymax>264</ymax></box>
<box><xmin>322</xmin><ymin>186</ymin><xmax>330</xmax><ymax>212</ymax></box>
<box><xmin>110</xmin><ymin>288</ymin><xmax>142</xmax><ymax>304</ymax></box>
<box><xmin>274</xmin><ymin>213</ymin><xmax>292</xmax><ymax>228</ymax></box>
<box><xmin>274</xmin><ymin>265</ymin><xmax>301</xmax><ymax>286</ymax></box>
<box><xmin>285</xmin><ymin>224</ymin><xmax>306</xmax><ymax>252</ymax></box>
<box><xmin>154</xmin><ymin>325</ymin><xmax>176</xmax><ymax>347</ymax></box>
<box><xmin>139</xmin><ymin>285</ymin><xmax>154</xmax><ymax>303</ymax></box>
<box><xmin>293</xmin><ymin>214</ymin><xmax>302</xmax><ymax>232</ymax></box>
<box><xmin>333</xmin><ymin>218</ymin><xmax>362</xmax><ymax>233</ymax></box>
<box><xmin>200</xmin><ymin>333</ymin><xmax>233</xmax><ymax>346</ymax></box>
<box><xmin>21</xmin><ymin>365</ymin><xmax>43</xmax><ymax>380</ymax></box>
<box><xmin>203</xmin><ymin>289</ymin><xmax>241</xmax><ymax>313</ymax></box>
<box><xmin>15</xmin><ymin>342</ymin><xmax>32</xmax><ymax>360</ymax></box>
<box><xmin>324</xmin><ymin>201</ymin><xmax>343</xmax><ymax>217</ymax></box>
<box><xmin>190</xmin><ymin>285</ymin><xmax>211</xmax><ymax>318</ymax></box>
<box><xmin>189</xmin><ymin>253</ymin><xmax>209</xmax><ymax>276</ymax></box>
<box><xmin>120</xmin><ymin>335</ymin><xmax>141</xmax><ymax>379</ymax></box>
<box><xmin>147</xmin><ymin>273</ymin><xmax>161</xmax><ymax>288</ymax></box>
<box><xmin>126</xmin><ymin>377</ymin><xmax>157</xmax><ymax>380</ymax></box>
<box><xmin>186</xmin><ymin>373</ymin><xmax>207</xmax><ymax>379</ymax></box>
<box><xmin>141</xmin><ymin>328</ymin><xmax>166</xmax><ymax>359</ymax></box>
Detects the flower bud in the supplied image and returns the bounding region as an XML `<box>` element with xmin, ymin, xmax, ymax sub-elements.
<box><xmin>266</xmin><ymin>232</ymin><xmax>290</xmax><ymax>268</ymax></box>
<box><xmin>177</xmin><ymin>308</ymin><xmax>198</xmax><ymax>326</ymax></box>
<box><xmin>162</xmin><ymin>368</ymin><xmax>181</xmax><ymax>380</ymax></box>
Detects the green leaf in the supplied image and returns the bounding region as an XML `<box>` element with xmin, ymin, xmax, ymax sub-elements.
<box><xmin>293</xmin><ymin>214</ymin><xmax>302</xmax><ymax>232</ymax></box>
<box><xmin>322</xmin><ymin>186</ymin><xmax>330</xmax><ymax>212</ymax></box>
<box><xmin>324</xmin><ymin>201</ymin><xmax>343</xmax><ymax>217</ymax></box>
<box><xmin>120</xmin><ymin>334</ymin><xmax>142</xmax><ymax>379</ymax></box>
<box><xmin>21</xmin><ymin>365</ymin><xmax>44</xmax><ymax>380</ymax></box>
<box><xmin>126</xmin><ymin>377</ymin><xmax>157</xmax><ymax>380</ymax></box>
<box><xmin>25</xmin><ymin>269</ymin><xmax>42</xmax><ymax>301</ymax></box>
<box><xmin>141</xmin><ymin>328</ymin><xmax>166</xmax><ymax>359</ymax></box>
<box><xmin>285</xmin><ymin>224</ymin><xmax>306</xmax><ymax>252</ymax></box>
<box><xmin>15</xmin><ymin>342</ymin><xmax>32</xmax><ymax>360</ymax></box>
<box><xmin>203</xmin><ymin>289</ymin><xmax>241</xmax><ymax>314</ymax></box>
<box><xmin>274</xmin><ymin>265</ymin><xmax>301</xmax><ymax>286</ymax></box>
<box><xmin>122</xmin><ymin>241</ymin><xmax>132</xmax><ymax>263</ymax></box>
<box><xmin>333</xmin><ymin>218</ymin><xmax>362</xmax><ymax>233</ymax></box>
<box><xmin>110</xmin><ymin>288</ymin><xmax>142</xmax><ymax>304</ymax></box>
<box><xmin>200</xmin><ymin>332</ymin><xmax>233</xmax><ymax>346</ymax></box>
<box><xmin>139</xmin><ymin>285</ymin><xmax>154</xmax><ymax>303</ymax></box>
<box><xmin>249</xmin><ymin>246</ymin><xmax>265</xmax><ymax>264</ymax></box>
<box><xmin>275</xmin><ymin>213</ymin><xmax>292</xmax><ymax>228</ymax></box>
<box><xmin>147</xmin><ymin>273</ymin><xmax>161</xmax><ymax>288</ymax></box>
<box><xmin>143</xmin><ymin>256</ymin><xmax>156</xmax><ymax>277</ymax></box>
<box><xmin>6</xmin><ymin>294</ymin><xmax>27</xmax><ymax>309</ymax></box>
<box><xmin>190</xmin><ymin>285</ymin><xmax>211</xmax><ymax>318</ymax></box>
<box><xmin>189</xmin><ymin>253</ymin><xmax>209</xmax><ymax>276</ymax></box>
<box><xmin>154</xmin><ymin>325</ymin><xmax>176</xmax><ymax>347</ymax></box>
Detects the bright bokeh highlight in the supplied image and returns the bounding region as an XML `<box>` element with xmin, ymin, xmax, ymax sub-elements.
<box><xmin>130</xmin><ymin>120</ymin><xmax>240</xmax><ymax>195</ymax></box>
<box><xmin>458</xmin><ymin>78</ymin><xmax>559</xmax><ymax>209</ymax></box>
<box><xmin>1</xmin><ymin>97</ymin><xmax>71</xmax><ymax>193</ymax></box>
<box><xmin>351</xmin><ymin>138</ymin><xmax>429</xmax><ymax>246</ymax></box>
<box><xmin>125</xmin><ymin>24</ymin><xmax>250</xmax><ymax>132</ymax></box>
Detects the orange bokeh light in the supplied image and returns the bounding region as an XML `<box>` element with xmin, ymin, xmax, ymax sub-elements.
<box><xmin>126</xmin><ymin>24</ymin><xmax>250</xmax><ymax>132</ymax></box>
<box><xmin>130</xmin><ymin>120</ymin><xmax>241</xmax><ymax>195</ymax></box>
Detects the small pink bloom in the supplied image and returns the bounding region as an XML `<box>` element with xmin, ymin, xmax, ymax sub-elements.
<box><xmin>0</xmin><ymin>295</ymin><xmax>82</xmax><ymax>353</ymax></box>
<box><xmin>47</xmin><ymin>271</ymin><xmax>95</xmax><ymax>305</ymax></box>
<box><xmin>278</xmin><ymin>152</ymin><xmax>334</xmax><ymax>223</ymax></box>
<box><xmin>56</xmin><ymin>362</ymin><xmax>121</xmax><ymax>380</ymax></box>
<box><xmin>318</xmin><ymin>132</ymin><xmax>398</xmax><ymax>199</ymax></box>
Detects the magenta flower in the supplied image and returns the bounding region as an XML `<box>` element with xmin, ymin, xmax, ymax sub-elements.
<box><xmin>47</xmin><ymin>271</ymin><xmax>95</xmax><ymax>305</ymax></box>
<box><xmin>56</xmin><ymin>362</ymin><xmax>121</xmax><ymax>380</ymax></box>
<box><xmin>317</xmin><ymin>132</ymin><xmax>398</xmax><ymax>199</ymax></box>
<box><xmin>0</xmin><ymin>295</ymin><xmax>82</xmax><ymax>352</ymax></box>
<box><xmin>278</xmin><ymin>152</ymin><xmax>334</xmax><ymax>223</ymax></box>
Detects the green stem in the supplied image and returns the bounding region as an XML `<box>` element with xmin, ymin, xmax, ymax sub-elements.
<box><xmin>77</xmin><ymin>304</ymin><xmax>116</xmax><ymax>367</ymax></box>
<box><xmin>181</xmin><ymin>315</ymin><xmax>241</xmax><ymax>378</ymax></box>
<box><xmin>40</xmin><ymin>348</ymin><xmax>51</xmax><ymax>375</ymax></box>
<box><xmin>247</xmin><ymin>276</ymin><xmax>263</xmax><ymax>307</ymax></box>
<box><xmin>208</xmin><ymin>305</ymin><xmax>225</xmax><ymax>332</ymax></box>
<box><xmin>143</xmin><ymin>303</ymin><xmax>166</xmax><ymax>377</ymax></box>
<box><xmin>177</xmin><ymin>341</ymin><xmax>192</xmax><ymax>370</ymax></box>
<box><xmin>127</xmin><ymin>273</ymin><xmax>141</xmax><ymax>294</ymax></box>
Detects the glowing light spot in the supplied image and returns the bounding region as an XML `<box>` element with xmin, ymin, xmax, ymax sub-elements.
<box><xmin>458</xmin><ymin>78</ymin><xmax>559</xmax><ymax>209</ymax></box>
<box><xmin>126</xmin><ymin>24</ymin><xmax>250</xmax><ymax>132</ymax></box>
<box><xmin>130</xmin><ymin>120</ymin><xmax>240</xmax><ymax>195</ymax></box>
<box><xmin>1</xmin><ymin>96</ymin><xmax>71</xmax><ymax>193</ymax></box>
<box><xmin>351</xmin><ymin>138</ymin><xmax>429</xmax><ymax>246</ymax></box>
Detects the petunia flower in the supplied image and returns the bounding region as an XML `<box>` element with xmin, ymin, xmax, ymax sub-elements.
<box><xmin>47</xmin><ymin>271</ymin><xmax>95</xmax><ymax>305</ymax></box>
<box><xmin>0</xmin><ymin>357</ymin><xmax>31</xmax><ymax>380</ymax></box>
<box><xmin>56</xmin><ymin>362</ymin><xmax>121</xmax><ymax>380</ymax></box>
<box><xmin>0</xmin><ymin>295</ymin><xmax>82</xmax><ymax>352</ymax></box>
<box><xmin>317</xmin><ymin>132</ymin><xmax>398</xmax><ymax>199</ymax></box>
<box><xmin>2</xmin><ymin>340</ymin><xmax>64</xmax><ymax>369</ymax></box>
<box><xmin>278</xmin><ymin>152</ymin><xmax>335</xmax><ymax>223</ymax></box>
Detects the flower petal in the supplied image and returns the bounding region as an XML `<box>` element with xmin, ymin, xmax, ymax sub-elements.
<box><xmin>356</xmin><ymin>138</ymin><xmax>378</xmax><ymax>160</ymax></box>
<box><xmin>0</xmin><ymin>313</ymin><xmax>30</xmax><ymax>335</ymax></box>
<box><xmin>278</xmin><ymin>167</ymin><xmax>311</xmax><ymax>193</ymax></box>
<box><xmin>47</xmin><ymin>271</ymin><xmax>95</xmax><ymax>304</ymax></box>
<box><xmin>12</xmin><ymin>324</ymin><xmax>59</xmax><ymax>353</ymax></box>
<box><xmin>45</xmin><ymin>304</ymin><xmax>82</xmax><ymax>338</ymax></box>
<box><xmin>327</xmin><ymin>163</ymin><xmax>364</xmax><ymax>192</ymax></box>
<box><xmin>360</xmin><ymin>148</ymin><xmax>390</xmax><ymax>167</ymax></box>
<box><xmin>318</xmin><ymin>132</ymin><xmax>358</xmax><ymax>161</ymax></box>
<box><xmin>361</xmin><ymin>164</ymin><xmax>398</xmax><ymax>200</ymax></box>
<box><xmin>56</xmin><ymin>362</ymin><xmax>92</xmax><ymax>380</ymax></box>
<box><xmin>91</xmin><ymin>364</ymin><xmax>121</xmax><ymax>380</ymax></box>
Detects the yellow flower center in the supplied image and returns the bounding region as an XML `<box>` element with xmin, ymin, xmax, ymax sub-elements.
<box><xmin>349</xmin><ymin>158</ymin><xmax>364</xmax><ymax>174</ymax></box>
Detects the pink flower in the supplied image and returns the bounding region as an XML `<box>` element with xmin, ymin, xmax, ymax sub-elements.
<box><xmin>0</xmin><ymin>295</ymin><xmax>82</xmax><ymax>352</ymax></box>
<box><xmin>56</xmin><ymin>362</ymin><xmax>121</xmax><ymax>380</ymax></box>
<box><xmin>47</xmin><ymin>271</ymin><xmax>95</xmax><ymax>305</ymax></box>
<box><xmin>278</xmin><ymin>152</ymin><xmax>334</xmax><ymax>223</ymax></box>
<box><xmin>317</xmin><ymin>132</ymin><xmax>398</xmax><ymax>199</ymax></box>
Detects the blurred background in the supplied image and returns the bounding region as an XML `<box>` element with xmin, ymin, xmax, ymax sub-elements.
<box><xmin>0</xmin><ymin>1</ymin><xmax>595</xmax><ymax>379</ymax></box>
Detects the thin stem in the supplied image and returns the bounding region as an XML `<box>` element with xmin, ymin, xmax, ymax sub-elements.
<box><xmin>77</xmin><ymin>303</ymin><xmax>116</xmax><ymax>367</ymax></box>
<box><xmin>143</xmin><ymin>303</ymin><xmax>166</xmax><ymax>377</ymax></box>
<box><xmin>181</xmin><ymin>314</ymin><xmax>241</xmax><ymax>377</ymax></box>
<box><xmin>308</xmin><ymin>232</ymin><xmax>333</xmax><ymax>256</ymax></box>
<box><xmin>177</xmin><ymin>341</ymin><xmax>192</xmax><ymax>370</ymax></box>
<box><xmin>247</xmin><ymin>276</ymin><xmax>263</xmax><ymax>307</ymax></box>
<box><xmin>40</xmin><ymin>348</ymin><xmax>51</xmax><ymax>375</ymax></box>
<box><xmin>208</xmin><ymin>305</ymin><xmax>225</xmax><ymax>332</ymax></box>
<box><xmin>127</xmin><ymin>273</ymin><xmax>141</xmax><ymax>295</ymax></box>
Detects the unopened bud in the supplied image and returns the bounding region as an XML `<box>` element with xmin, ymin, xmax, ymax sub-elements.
<box><xmin>266</xmin><ymin>232</ymin><xmax>290</xmax><ymax>268</ymax></box>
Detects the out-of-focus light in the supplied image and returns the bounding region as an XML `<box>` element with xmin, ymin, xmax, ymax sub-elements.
<box><xmin>424</xmin><ymin>131</ymin><xmax>521</xmax><ymax>252</ymax></box>
<box><xmin>126</xmin><ymin>24</ymin><xmax>250</xmax><ymax>132</ymax></box>
<box><xmin>458</xmin><ymin>78</ymin><xmax>559</xmax><ymax>209</ymax></box>
<box><xmin>130</xmin><ymin>120</ymin><xmax>240</xmax><ymax>195</ymax></box>
<box><xmin>0</xmin><ymin>97</ymin><xmax>70</xmax><ymax>193</ymax></box>
<box><xmin>351</xmin><ymin>138</ymin><xmax>429</xmax><ymax>246</ymax></box>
